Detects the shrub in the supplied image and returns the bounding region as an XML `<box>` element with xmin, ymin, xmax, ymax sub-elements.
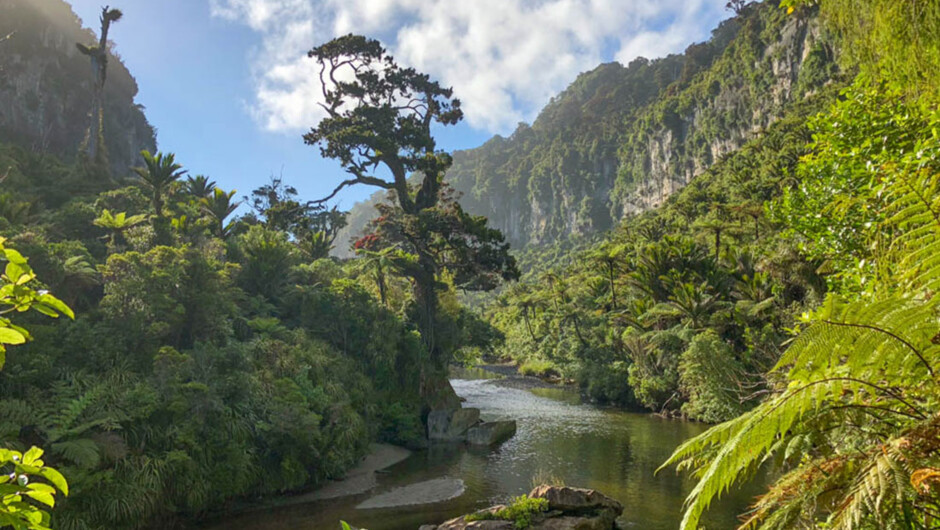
<box><xmin>518</xmin><ymin>359</ymin><xmax>556</xmax><ymax>377</ymax></box>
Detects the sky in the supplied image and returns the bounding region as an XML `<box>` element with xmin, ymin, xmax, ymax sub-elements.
<box><xmin>67</xmin><ymin>0</ymin><xmax>729</xmax><ymax>209</ymax></box>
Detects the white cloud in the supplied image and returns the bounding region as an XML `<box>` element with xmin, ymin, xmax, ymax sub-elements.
<box><xmin>210</xmin><ymin>0</ymin><xmax>727</xmax><ymax>134</ymax></box>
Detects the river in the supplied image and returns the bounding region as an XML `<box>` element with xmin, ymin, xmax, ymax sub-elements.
<box><xmin>207</xmin><ymin>369</ymin><xmax>761</xmax><ymax>529</ymax></box>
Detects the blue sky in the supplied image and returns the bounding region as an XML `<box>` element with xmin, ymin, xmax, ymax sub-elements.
<box><xmin>68</xmin><ymin>0</ymin><xmax>728</xmax><ymax>209</ymax></box>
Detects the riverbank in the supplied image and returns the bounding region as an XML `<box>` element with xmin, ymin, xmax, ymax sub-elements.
<box><xmin>297</xmin><ymin>444</ymin><xmax>412</xmax><ymax>502</ymax></box>
<box><xmin>206</xmin><ymin>371</ymin><xmax>761</xmax><ymax>530</ymax></box>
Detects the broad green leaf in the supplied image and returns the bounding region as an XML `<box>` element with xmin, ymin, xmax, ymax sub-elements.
<box><xmin>38</xmin><ymin>294</ymin><xmax>74</xmax><ymax>319</ymax></box>
<box><xmin>38</xmin><ymin>468</ymin><xmax>68</xmax><ymax>495</ymax></box>
<box><xmin>25</xmin><ymin>490</ymin><xmax>54</xmax><ymax>508</ymax></box>
<box><xmin>22</xmin><ymin>447</ymin><xmax>43</xmax><ymax>466</ymax></box>
<box><xmin>3</xmin><ymin>248</ymin><xmax>27</xmax><ymax>265</ymax></box>
<box><xmin>0</xmin><ymin>327</ymin><xmax>26</xmax><ymax>345</ymax></box>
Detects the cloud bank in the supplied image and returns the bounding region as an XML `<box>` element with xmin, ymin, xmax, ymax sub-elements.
<box><xmin>210</xmin><ymin>0</ymin><xmax>727</xmax><ymax>134</ymax></box>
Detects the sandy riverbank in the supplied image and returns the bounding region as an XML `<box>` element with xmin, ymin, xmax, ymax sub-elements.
<box><xmin>292</xmin><ymin>443</ymin><xmax>412</xmax><ymax>503</ymax></box>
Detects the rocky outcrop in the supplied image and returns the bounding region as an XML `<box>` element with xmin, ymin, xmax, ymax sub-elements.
<box><xmin>466</xmin><ymin>420</ymin><xmax>516</xmax><ymax>446</ymax></box>
<box><xmin>0</xmin><ymin>0</ymin><xmax>155</xmax><ymax>174</ymax></box>
<box><xmin>421</xmin><ymin>485</ymin><xmax>623</xmax><ymax>530</ymax></box>
<box><xmin>428</xmin><ymin>408</ymin><xmax>481</xmax><ymax>441</ymax></box>
<box><xmin>427</xmin><ymin>406</ymin><xmax>516</xmax><ymax>446</ymax></box>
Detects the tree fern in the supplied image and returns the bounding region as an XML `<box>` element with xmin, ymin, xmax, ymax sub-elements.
<box><xmin>662</xmin><ymin>76</ymin><xmax>940</xmax><ymax>529</ymax></box>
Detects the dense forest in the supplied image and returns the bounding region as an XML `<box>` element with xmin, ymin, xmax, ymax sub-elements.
<box><xmin>2</xmin><ymin>0</ymin><xmax>940</xmax><ymax>529</ymax></box>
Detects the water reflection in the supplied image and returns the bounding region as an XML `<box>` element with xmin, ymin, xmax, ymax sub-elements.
<box><xmin>204</xmin><ymin>376</ymin><xmax>761</xmax><ymax>530</ymax></box>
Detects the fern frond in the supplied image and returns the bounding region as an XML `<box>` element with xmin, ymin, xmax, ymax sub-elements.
<box><xmin>778</xmin><ymin>294</ymin><xmax>940</xmax><ymax>385</ymax></box>
<box><xmin>885</xmin><ymin>168</ymin><xmax>940</xmax><ymax>292</ymax></box>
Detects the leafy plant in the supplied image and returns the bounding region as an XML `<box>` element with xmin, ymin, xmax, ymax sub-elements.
<box><xmin>0</xmin><ymin>447</ymin><xmax>69</xmax><ymax>530</ymax></box>
<box><xmin>0</xmin><ymin>238</ymin><xmax>72</xmax><ymax>528</ymax></box>
<box><xmin>465</xmin><ymin>495</ymin><xmax>549</xmax><ymax>529</ymax></box>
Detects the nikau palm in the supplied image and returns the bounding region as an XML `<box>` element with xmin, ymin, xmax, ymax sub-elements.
<box><xmin>183</xmin><ymin>175</ymin><xmax>217</xmax><ymax>200</ymax></box>
<box><xmin>200</xmin><ymin>187</ymin><xmax>240</xmax><ymax>238</ymax></box>
<box><xmin>132</xmin><ymin>150</ymin><xmax>186</xmax><ymax>219</ymax></box>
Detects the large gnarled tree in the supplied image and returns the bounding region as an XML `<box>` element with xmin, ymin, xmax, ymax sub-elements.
<box><xmin>304</xmin><ymin>35</ymin><xmax>518</xmax><ymax>367</ymax></box>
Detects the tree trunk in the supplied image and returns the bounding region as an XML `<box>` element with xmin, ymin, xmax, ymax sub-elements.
<box><xmin>376</xmin><ymin>263</ymin><xmax>388</xmax><ymax>308</ymax></box>
<box><xmin>607</xmin><ymin>261</ymin><xmax>617</xmax><ymax>310</ymax></box>
<box><xmin>85</xmin><ymin>10</ymin><xmax>113</xmax><ymax>163</ymax></box>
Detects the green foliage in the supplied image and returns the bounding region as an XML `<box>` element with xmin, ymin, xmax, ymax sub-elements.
<box><xmin>664</xmin><ymin>35</ymin><xmax>940</xmax><ymax>528</ymax></box>
<box><xmin>0</xmin><ymin>240</ymin><xmax>72</xmax><ymax>529</ymax></box>
<box><xmin>0</xmin><ymin>237</ymin><xmax>74</xmax><ymax>369</ymax></box>
<box><xmin>518</xmin><ymin>359</ymin><xmax>556</xmax><ymax>378</ymax></box>
<box><xmin>771</xmin><ymin>79</ymin><xmax>940</xmax><ymax>295</ymax></box>
<box><xmin>484</xmin><ymin>88</ymin><xmax>834</xmax><ymax>415</ymax></box>
<box><xmin>806</xmin><ymin>0</ymin><xmax>940</xmax><ymax>101</ymax></box>
<box><xmin>465</xmin><ymin>495</ymin><xmax>549</xmax><ymax>529</ymax></box>
<box><xmin>678</xmin><ymin>331</ymin><xmax>747</xmax><ymax>423</ymax></box>
<box><xmin>1</xmin><ymin>447</ymin><xmax>69</xmax><ymax>530</ymax></box>
<box><xmin>0</xmin><ymin>140</ymin><xmax>442</xmax><ymax>529</ymax></box>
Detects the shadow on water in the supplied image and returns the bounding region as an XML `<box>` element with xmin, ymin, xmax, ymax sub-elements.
<box><xmin>204</xmin><ymin>371</ymin><xmax>763</xmax><ymax>530</ymax></box>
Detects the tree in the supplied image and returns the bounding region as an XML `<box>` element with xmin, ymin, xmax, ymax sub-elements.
<box><xmin>694</xmin><ymin>205</ymin><xmax>730</xmax><ymax>260</ymax></box>
<box><xmin>182</xmin><ymin>175</ymin><xmax>217</xmax><ymax>200</ymax></box>
<box><xmin>93</xmin><ymin>209</ymin><xmax>146</xmax><ymax>249</ymax></box>
<box><xmin>76</xmin><ymin>5</ymin><xmax>123</xmax><ymax>166</ymax></box>
<box><xmin>304</xmin><ymin>35</ymin><xmax>518</xmax><ymax>367</ymax></box>
<box><xmin>247</xmin><ymin>177</ymin><xmax>308</xmax><ymax>234</ymax></box>
<box><xmin>132</xmin><ymin>150</ymin><xmax>186</xmax><ymax>244</ymax></box>
<box><xmin>200</xmin><ymin>188</ymin><xmax>240</xmax><ymax>238</ymax></box>
<box><xmin>588</xmin><ymin>243</ymin><xmax>625</xmax><ymax>310</ymax></box>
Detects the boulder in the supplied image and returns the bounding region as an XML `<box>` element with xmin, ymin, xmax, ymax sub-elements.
<box><xmin>428</xmin><ymin>408</ymin><xmax>481</xmax><ymax>441</ymax></box>
<box><xmin>449</xmin><ymin>408</ymin><xmax>481</xmax><ymax>438</ymax></box>
<box><xmin>467</xmin><ymin>420</ymin><xmax>517</xmax><ymax>446</ymax></box>
<box><xmin>528</xmin><ymin>486</ymin><xmax>623</xmax><ymax>515</ymax></box>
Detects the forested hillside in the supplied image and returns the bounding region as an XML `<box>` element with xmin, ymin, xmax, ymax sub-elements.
<box><xmin>0</xmin><ymin>0</ymin><xmax>155</xmax><ymax>174</ymax></box>
<box><xmin>335</xmin><ymin>1</ymin><xmax>837</xmax><ymax>253</ymax></box>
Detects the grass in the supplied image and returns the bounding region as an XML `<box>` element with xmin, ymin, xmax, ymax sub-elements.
<box><xmin>518</xmin><ymin>359</ymin><xmax>556</xmax><ymax>377</ymax></box>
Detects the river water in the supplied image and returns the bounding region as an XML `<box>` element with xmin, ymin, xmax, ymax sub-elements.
<box><xmin>209</xmin><ymin>369</ymin><xmax>761</xmax><ymax>529</ymax></box>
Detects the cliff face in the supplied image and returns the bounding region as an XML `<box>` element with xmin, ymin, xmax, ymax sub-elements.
<box><xmin>0</xmin><ymin>0</ymin><xmax>156</xmax><ymax>174</ymax></box>
<box><xmin>334</xmin><ymin>1</ymin><xmax>837</xmax><ymax>255</ymax></box>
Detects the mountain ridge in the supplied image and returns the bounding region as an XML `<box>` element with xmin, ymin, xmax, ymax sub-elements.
<box><xmin>334</xmin><ymin>1</ymin><xmax>836</xmax><ymax>256</ymax></box>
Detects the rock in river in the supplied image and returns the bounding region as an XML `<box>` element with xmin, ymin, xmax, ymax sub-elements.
<box><xmin>466</xmin><ymin>420</ymin><xmax>517</xmax><ymax>446</ymax></box>
<box><xmin>428</xmin><ymin>407</ymin><xmax>481</xmax><ymax>441</ymax></box>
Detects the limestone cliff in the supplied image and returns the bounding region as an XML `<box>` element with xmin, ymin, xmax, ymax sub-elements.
<box><xmin>0</xmin><ymin>0</ymin><xmax>156</xmax><ymax>174</ymax></box>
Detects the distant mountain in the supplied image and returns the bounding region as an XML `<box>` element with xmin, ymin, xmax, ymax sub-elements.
<box><xmin>334</xmin><ymin>1</ymin><xmax>836</xmax><ymax>256</ymax></box>
<box><xmin>0</xmin><ymin>0</ymin><xmax>155</xmax><ymax>174</ymax></box>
